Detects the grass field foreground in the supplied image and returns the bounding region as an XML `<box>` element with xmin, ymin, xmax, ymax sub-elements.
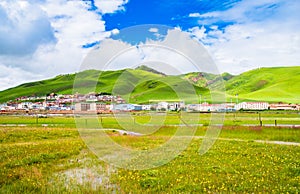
<box><xmin>1</xmin><ymin>114</ymin><xmax>300</xmax><ymax>193</ymax></box>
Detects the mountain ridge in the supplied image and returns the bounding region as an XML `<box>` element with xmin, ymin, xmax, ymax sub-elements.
<box><xmin>0</xmin><ymin>66</ymin><xmax>299</xmax><ymax>104</ymax></box>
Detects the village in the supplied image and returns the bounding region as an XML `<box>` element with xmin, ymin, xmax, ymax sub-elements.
<box><xmin>0</xmin><ymin>92</ymin><xmax>299</xmax><ymax>114</ymax></box>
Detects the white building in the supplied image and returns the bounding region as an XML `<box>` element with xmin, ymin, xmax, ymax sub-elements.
<box><xmin>17</xmin><ymin>102</ymin><xmax>30</xmax><ymax>110</ymax></box>
<box><xmin>157</xmin><ymin>102</ymin><xmax>168</xmax><ymax>111</ymax></box>
<box><xmin>142</xmin><ymin>105</ymin><xmax>151</xmax><ymax>111</ymax></box>
<box><xmin>235</xmin><ymin>102</ymin><xmax>269</xmax><ymax>110</ymax></box>
<box><xmin>200</xmin><ymin>103</ymin><xmax>226</xmax><ymax>112</ymax></box>
<box><xmin>269</xmin><ymin>104</ymin><xmax>299</xmax><ymax>111</ymax></box>
<box><xmin>75</xmin><ymin>103</ymin><xmax>96</xmax><ymax>112</ymax></box>
<box><xmin>186</xmin><ymin>103</ymin><xmax>225</xmax><ymax>112</ymax></box>
<box><xmin>187</xmin><ymin>104</ymin><xmax>198</xmax><ymax>112</ymax></box>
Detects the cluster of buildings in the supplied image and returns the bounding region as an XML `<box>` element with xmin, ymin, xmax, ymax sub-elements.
<box><xmin>75</xmin><ymin>101</ymin><xmax>299</xmax><ymax>113</ymax></box>
<box><xmin>187</xmin><ymin>102</ymin><xmax>299</xmax><ymax>112</ymax></box>
<box><xmin>74</xmin><ymin>101</ymin><xmax>186</xmax><ymax>113</ymax></box>
<box><xmin>0</xmin><ymin>93</ymin><xmax>125</xmax><ymax>113</ymax></box>
<box><xmin>0</xmin><ymin>93</ymin><xmax>299</xmax><ymax>114</ymax></box>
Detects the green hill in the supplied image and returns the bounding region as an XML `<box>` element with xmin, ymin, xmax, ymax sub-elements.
<box><xmin>73</xmin><ymin>69</ymin><xmax>211</xmax><ymax>104</ymax></box>
<box><xmin>225</xmin><ymin>66</ymin><xmax>300</xmax><ymax>103</ymax></box>
<box><xmin>0</xmin><ymin>66</ymin><xmax>299</xmax><ymax>104</ymax></box>
<box><xmin>135</xmin><ymin>65</ymin><xmax>166</xmax><ymax>76</ymax></box>
<box><xmin>0</xmin><ymin>68</ymin><xmax>209</xmax><ymax>104</ymax></box>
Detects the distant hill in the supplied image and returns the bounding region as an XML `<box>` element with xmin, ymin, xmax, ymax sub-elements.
<box><xmin>0</xmin><ymin>66</ymin><xmax>299</xmax><ymax>104</ymax></box>
<box><xmin>135</xmin><ymin>65</ymin><xmax>166</xmax><ymax>76</ymax></box>
<box><xmin>225</xmin><ymin>66</ymin><xmax>300</xmax><ymax>103</ymax></box>
<box><xmin>183</xmin><ymin>72</ymin><xmax>234</xmax><ymax>88</ymax></box>
<box><xmin>0</xmin><ymin>68</ymin><xmax>209</xmax><ymax>104</ymax></box>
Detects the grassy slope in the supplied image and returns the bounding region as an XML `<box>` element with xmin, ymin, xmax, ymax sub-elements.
<box><xmin>0</xmin><ymin>66</ymin><xmax>299</xmax><ymax>104</ymax></box>
<box><xmin>128</xmin><ymin>75</ymin><xmax>208</xmax><ymax>104</ymax></box>
<box><xmin>225</xmin><ymin>66</ymin><xmax>300</xmax><ymax>103</ymax></box>
<box><xmin>0</xmin><ymin>74</ymin><xmax>76</xmax><ymax>103</ymax></box>
<box><xmin>0</xmin><ymin>69</ymin><xmax>209</xmax><ymax>104</ymax></box>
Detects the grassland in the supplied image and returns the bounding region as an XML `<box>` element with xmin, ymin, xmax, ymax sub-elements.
<box><xmin>1</xmin><ymin>111</ymin><xmax>299</xmax><ymax>127</ymax></box>
<box><xmin>114</xmin><ymin>138</ymin><xmax>300</xmax><ymax>193</ymax></box>
<box><xmin>225</xmin><ymin>66</ymin><xmax>300</xmax><ymax>103</ymax></box>
<box><xmin>1</xmin><ymin>113</ymin><xmax>300</xmax><ymax>193</ymax></box>
<box><xmin>0</xmin><ymin>68</ymin><xmax>209</xmax><ymax>104</ymax></box>
<box><xmin>0</xmin><ymin>66</ymin><xmax>299</xmax><ymax>104</ymax></box>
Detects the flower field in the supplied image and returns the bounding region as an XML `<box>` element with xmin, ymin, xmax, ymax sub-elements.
<box><xmin>0</xmin><ymin>113</ymin><xmax>300</xmax><ymax>193</ymax></box>
<box><xmin>113</xmin><ymin>138</ymin><xmax>300</xmax><ymax>193</ymax></box>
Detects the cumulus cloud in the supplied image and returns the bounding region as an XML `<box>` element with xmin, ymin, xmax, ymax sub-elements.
<box><xmin>189</xmin><ymin>26</ymin><xmax>207</xmax><ymax>40</ymax></box>
<box><xmin>94</xmin><ymin>0</ymin><xmax>128</xmax><ymax>14</ymax></box>
<box><xmin>211</xmin><ymin>23</ymin><xmax>300</xmax><ymax>74</ymax></box>
<box><xmin>149</xmin><ymin>28</ymin><xmax>159</xmax><ymax>33</ymax></box>
<box><xmin>0</xmin><ymin>0</ymin><xmax>129</xmax><ymax>91</ymax></box>
<box><xmin>33</xmin><ymin>0</ymin><xmax>109</xmax><ymax>74</ymax></box>
<box><xmin>82</xmin><ymin>28</ymin><xmax>218</xmax><ymax>76</ymax></box>
<box><xmin>188</xmin><ymin>0</ymin><xmax>300</xmax><ymax>74</ymax></box>
<box><xmin>0</xmin><ymin>0</ymin><xmax>55</xmax><ymax>56</ymax></box>
<box><xmin>188</xmin><ymin>13</ymin><xmax>201</xmax><ymax>18</ymax></box>
<box><xmin>111</xmin><ymin>28</ymin><xmax>120</xmax><ymax>35</ymax></box>
<box><xmin>0</xmin><ymin>62</ymin><xmax>43</xmax><ymax>90</ymax></box>
<box><xmin>0</xmin><ymin>0</ymin><xmax>298</xmax><ymax>91</ymax></box>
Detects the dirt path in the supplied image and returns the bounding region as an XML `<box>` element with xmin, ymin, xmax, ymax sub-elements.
<box><xmin>90</xmin><ymin>128</ymin><xmax>300</xmax><ymax>146</ymax></box>
<box><xmin>194</xmin><ymin>136</ymin><xmax>300</xmax><ymax>146</ymax></box>
<box><xmin>0</xmin><ymin>138</ymin><xmax>80</xmax><ymax>147</ymax></box>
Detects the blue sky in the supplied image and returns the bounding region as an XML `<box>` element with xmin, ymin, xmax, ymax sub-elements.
<box><xmin>0</xmin><ymin>0</ymin><xmax>299</xmax><ymax>90</ymax></box>
<box><xmin>103</xmin><ymin>0</ymin><xmax>240</xmax><ymax>31</ymax></box>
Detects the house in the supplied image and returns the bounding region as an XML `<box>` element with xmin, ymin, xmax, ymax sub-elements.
<box><xmin>157</xmin><ymin>102</ymin><xmax>168</xmax><ymax>111</ymax></box>
<box><xmin>168</xmin><ymin>102</ymin><xmax>185</xmax><ymax>111</ymax></box>
<box><xmin>142</xmin><ymin>105</ymin><xmax>151</xmax><ymax>111</ymax></box>
<box><xmin>269</xmin><ymin>103</ymin><xmax>299</xmax><ymax>111</ymax></box>
<box><xmin>86</xmin><ymin>92</ymin><xmax>97</xmax><ymax>102</ymax></box>
<box><xmin>187</xmin><ymin>104</ymin><xmax>198</xmax><ymax>112</ymax></box>
<box><xmin>75</xmin><ymin>103</ymin><xmax>96</xmax><ymax>112</ymax></box>
<box><xmin>201</xmin><ymin>103</ymin><xmax>224</xmax><ymax>112</ymax></box>
<box><xmin>133</xmin><ymin>105</ymin><xmax>143</xmax><ymax>111</ymax></box>
<box><xmin>96</xmin><ymin>103</ymin><xmax>107</xmax><ymax>111</ymax></box>
<box><xmin>17</xmin><ymin>102</ymin><xmax>32</xmax><ymax>110</ymax></box>
<box><xmin>235</xmin><ymin>102</ymin><xmax>269</xmax><ymax>110</ymax></box>
<box><xmin>96</xmin><ymin>103</ymin><xmax>112</xmax><ymax>112</ymax></box>
<box><xmin>116</xmin><ymin>96</ymin><xmax>126</xmax><ymax>104</ymax></box>
<box><xmin>112</xmin><ymin>104</ymin><xmax>135</xmax><ymax>112</ymax></box>
<box><xmin>219</xmin><ymin>103</ymin><xmax>236</xmax><ymax>112</ymax></box>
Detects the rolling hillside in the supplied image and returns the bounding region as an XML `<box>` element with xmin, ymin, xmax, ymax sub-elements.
<box><xmin>0</xmin><ymin>66</ymin><xmax>299</xmax><ymax>104</ymax></box>
<box><xmin>0</xmin><ymin>68</ymin><xmax>209</xmax><ymax>104</ymax></box>
<box><xmin>225</xmin><ymin>66</ymin><xmax>300</xmax><ymax>103</ymax></box>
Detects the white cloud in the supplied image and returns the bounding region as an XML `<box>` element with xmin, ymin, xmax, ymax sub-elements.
<box><xmin>188</xmin><ymin>0</ymin><xmax>300</xmax><ymax>74</ymax></box>
<box><xmin>0</xmin><ymin>0</ymin><xmax>55</xmax><ymax>56</ymax></box>
<box><xmin>188</xmin><ymin>13</ymin><xmax>201</xmax><ymax>18</ymax></box>
<box><xmin>111</xmin><ymin>28</ymin><xmax>120</xmax><ymax>35</ymax></box>
<box><xmin>0</xmin><ymin>0</ymin><xmax>128</xmax><ymax>91</ymax></box>
<box><xmin>94</xmin><ymin>0</ymin><xmax>128</xmax><ymax>14</ymax></box>
<box><xmin>33</xmin><ymin>0</ymin><xmax>110</xmax><ymax>74</ymax></box>
<box><xmin>0</xmin><ymin>62</ymin><xmax>43</xmax><ymax>91</ymax></box>
<box><xmin>149</xmin><ymin>28</ymin><xmax>159</xmax><ymax>33</ymax></box>
<box><xmin>82</xmin><ymin>28</ymin><xmax>218</xmax><ymax>76</ymax></box>
<box><xmin>190</xmin><ymin>0</ymin><xmax>286</xmax><ymax>24</ymax></box>
<box><xmin>80</xmin><ymin>38</ymin><xmax>132</xmax><ymax>71</ymax></box>
<box><xmin>211</xmin><ymin>23</ymin><xmax>300</xmax><ymax>74</ymax></box>
<box><xmin>1</xmin><ymin>0</ymin><xmax>299</xmax><ymax>92</ymax></box>
<box><xmin>189</xmin><ymin>26</ymin><xmax>207</xmax><ymax>40</ymax></box>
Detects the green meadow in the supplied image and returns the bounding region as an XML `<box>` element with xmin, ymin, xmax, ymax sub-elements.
<box><xmin>1</xmin><ymin>112</ymin><xmax>299</xmax><ymax>127</ymax></box>
<box><xmin>0</xmin><ymin>66</ymin><xmax>299</xmax><ymax>104</ymax></box>
<box><xmin>1</xmin><ymin>113</ymin><xmax>300</xmax><ymax>193</ymax></box>
<box><xmin>225</xmin><ymin>66</ymin><xmax>300</xmax><ymax>103</ymax></box>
